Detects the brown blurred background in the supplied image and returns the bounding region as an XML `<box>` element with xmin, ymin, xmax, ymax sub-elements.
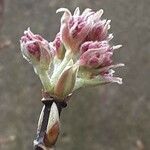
<box><xmin>0</xmin><ymin>0</ymin><xmax>149</xmax><ymax>150</ymax></box>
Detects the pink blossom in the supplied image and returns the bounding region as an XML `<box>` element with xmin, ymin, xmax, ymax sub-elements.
<box><xmin>79</xmin><ymin>41</ymin><xmax>124</xmax><ymax>84</ymax></box>
<box><xmin>85</xmin><ymin>20</ymin><xmax>111</xmax><ymax>42</ymax></box>
<box><xmin>57</xmin><ymin>8</ymin><xmax>112</xmax><ymax>54</ymax></box>
<box><xmin>20</xmin><ymin>8</ymin><xmax>124</xmax><ymax>96</ymax></box>
<box><xmin>20</xmin><ymin>28</ymin><xmax>53</xmax><ymax>70</ymax></box>
<box><xmin>80</xmin><ymin>41</ymin><xmax>110</xmax><ymax>55</ymax></box>
<box><xmin>79</xmin><ymin>41</ymin><xmax>112</xmax><ymax>68</ymax></box>
<box><xmin>56</xmin><ymin>8</ymin><xmax>93</xmax><ymax>53</ymax></box>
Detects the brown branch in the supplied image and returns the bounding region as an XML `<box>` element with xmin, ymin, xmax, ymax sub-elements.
<box><xmin>34</xmin><ymin>101</ymin><xmax>53</xmax><ymax>150</ymax></box>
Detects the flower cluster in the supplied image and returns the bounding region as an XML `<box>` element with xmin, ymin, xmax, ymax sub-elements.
<box><xmin>20</xmin><ymin>8</ymin><xmax>124</xmax><ymax>99</ymax></box>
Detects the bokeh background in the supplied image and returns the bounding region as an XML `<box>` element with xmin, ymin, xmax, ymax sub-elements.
<box><xmin>0</xmin><ymin>0</ymin><xmax>149</xmax><ymax>150</ymax></box>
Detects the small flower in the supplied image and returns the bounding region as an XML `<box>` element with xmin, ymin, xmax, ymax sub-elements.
<box><xmin>20</xmin><ymin>28</ymin><xmax>53</xmax><ymax>72</ymax></box>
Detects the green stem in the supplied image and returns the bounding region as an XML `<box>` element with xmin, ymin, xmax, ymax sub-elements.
<box><xmin>38</xmin><ymin>71</ymin><xmax>52</xmax><ymax>92</ymax></box>
<box><xmin>51</xmin><ymin>51</ymin><xmax>72</xmax><ymax>85</ymax></box>
<box><xmin>74</xmin><ymin>77</ymin><xmax>107</xmax><ymax>91</ymax></box>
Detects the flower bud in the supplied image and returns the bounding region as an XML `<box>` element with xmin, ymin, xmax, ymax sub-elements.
<box><xmin>57</xmin><ymin>8</ymin><xmax>92</xmax><ymax>53</ymax></box>
<box><xmin>56</xmin><ymin>8</ymin><xmax>112</xmax><ymax>54</ymax></box>
<box><xmin>79</xmin><ymin>41</ymin><xmax>112</xmax><ymax>69</ymax></box>
<box><xmin>80</xmin><ymin>41</ymin><xmax>110</xmax><ymax>55</ymax></box>
<box><xmin>86</xmin><ymin>19</ymin><xmax>111</xmax><ymax>42</ymax></box>
<box><xmin>52</xmin><ymin>33</ymin><xmax>66</xmax><ymax>60</ymax></box>
<box><xmin>44</xmin><ymin>102</ymin><xmax>60</xmax><ymax>147</ymax></box>
<box><xmin>54</xmin><ymin>64</ymin><xmax>78</xmax><ymax>99</ymax></box>
<box><xmin>77</xmin><ymin>39</ymin><xmax>124</xmax><ymax>86</ymax></box>
<box><xmin>20</xmin><ymin>28</ymin><xmax>53</xmax><ymax>72</ymax></box>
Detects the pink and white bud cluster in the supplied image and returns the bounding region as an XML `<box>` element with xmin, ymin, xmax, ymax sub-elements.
<box><xmin>56</xmin><ymin>7</ymin><xmax>124</xmax><ymax>86</ymax></box>
<box><xmin>79</xmin><ymin>41</ymin><xmax>124</xmax><ymax>84</ymax></box>
<box><xmin>20</xmin><ymin>8</ymin><xmax>124</xmax><ymax>99</ymax></box>
<box><xmin>56</xmin><ymin>8</ymin><xmax>112</xmax><ymax>54</ymax></box>
<box><xmin>20</xmin><ymin>28</ymin><xmax>53</xmax><ymax>71</ymax></box>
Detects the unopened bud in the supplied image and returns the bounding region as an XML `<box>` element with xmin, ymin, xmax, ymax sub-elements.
<box><xmin>44</xmin><ymin>102</ymin><xmax>60</xmax><ymax>147</ymax></box>
<box><xmin>52</xmin><ymin>33</ymin><xmax>66</xmax><ymax>60</ymax></box>
<box><xmin>20</xmin><ymin>28</ymin><xmax>53</xmax><ymax>72</ymax></box>
<box><xmin>54</xmin><ymin>65</ymin><xmax>78</xmax><ymax>99</ymax></box>
<box><xmin>57</xmin><ymin>8</ymin><xmax>91</xmax><ymax>53</ymax></box>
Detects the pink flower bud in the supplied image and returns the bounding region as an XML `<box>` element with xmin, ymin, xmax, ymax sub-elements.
<box><xmin>85</xmin><ymin>19</ymin><xmax>111</xmax><ymax>42</ymax></box>
<box><xmin>79</xmin><ymin>41</ymin><xmax>112</xmax><ymax>68</ymax></box>
<box><xmin>78</xmin><ymin>40</ymin><xmax>124</xmax><ymax>85</ymax></box>
<box><xmin>80</xmin><ymin>41</ymin><xmax>110</xmax><ymax>55</ymax></box>
<box><xmin>52</xmin><ymin>33</ymin><xmax>65</xmax><ymax>60</ymax></box>
<box><xmin>20</xmin><ymin>28</ymin><xmax>53</xmax><ymax>71</ymax></box>
<box><xmin>57</xmin><ymin>8</ymin><xmax>92</xmax><ymax>53</ymax></box>
<box><xmin>57</xmin><ymin>8</ymin><xmax>112</xmax><ymax>54</ymax></box>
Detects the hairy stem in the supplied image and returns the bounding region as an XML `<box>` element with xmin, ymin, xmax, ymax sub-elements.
<box><xmin>51</xmin><ymin>51</ymin><xmax>72</xmax><ymax>85</ymax></box>
<box><xmin>38</xmin><ymin>71</ymin><xmax>52</xmax><ymax>92</ymax></box>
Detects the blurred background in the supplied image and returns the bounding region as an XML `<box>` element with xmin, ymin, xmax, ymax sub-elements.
<box><xmin>0</xmin><ymin>0</ymin><xmax>149</xmax><ymax>150</ymax></box>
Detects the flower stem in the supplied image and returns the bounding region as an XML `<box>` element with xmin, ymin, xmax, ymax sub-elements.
<box><xmin>38</xmin><ymin>71</ymin><xmax>52</xmax><ymax>92</ymax></box>
<box><xmin>51</xmin><ymin>51</ymin><xmax>72</xmax><ymax>85</ymax></box>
